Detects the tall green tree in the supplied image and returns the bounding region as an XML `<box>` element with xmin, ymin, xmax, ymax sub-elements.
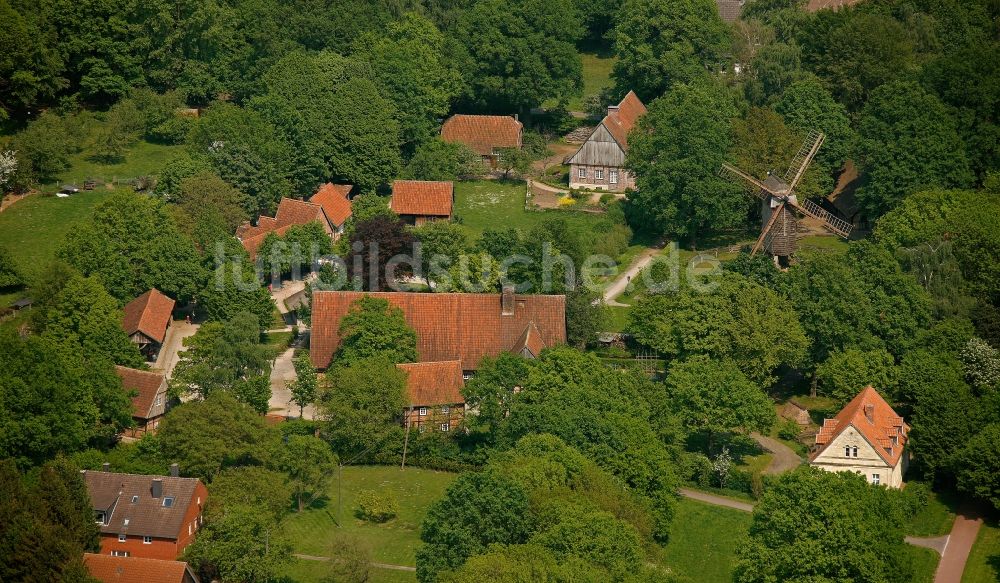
<box><xmin>39</xmin><ymin>274</ymin><xmax>144</xmax><ymax>367</ymax></box>
<box><xmin>611</xmin><ymin>0</ymin><xmax>729</xmax><ymax>101</ymax></box>
<box><xmin>277</xmin><ymin>435</ymin><xmax>337</xmax><ymax>512</ymax></box>
<box><xmin>953</xmin><ymin>423</ymin><xmax>1000</xmax><ymax>512</ymax></box>
<box><xmin>170</xmin><ymin>312</ymin><xmax>273</xmax><ymax>412</ymax></box>
<box><xmin>59</xmin><ymin>190</ymin><xmax>206</xmax><ymax>303</ymax></box>
<box><xmin>207</xmin><ymin>466</ymin><xmax>294</xmax><ymax>523</ymax></box>
<box><xmin>184</xmin><ymin>504</ymin><xmax>292</xmax><ymax>583</ymax></box>
<box><xmin>626</xmin><ymin>82</ymin><xmax>743</xmax><ymax>244</ymax></box>
<box><xmin>289</xmin><ymin>353</ymin><xmax>319</xmax><ymax>417</ymax></box>
<box><xmin>320</xmin><ymin>357</ymin><xmax>407</xmax><ymax>459</ymax></box>
<box><xmin>336</xmin><ymin>296</ymin><xmax>418</xmax><ymax>364</ymax></box>
<box><xmin>815</xmin><ymin>348</ymin><xmax>897</xmax><ymax>407</ymax></box>
<box><xmin>856</xmin><ymin>80</ymin><xmax>973</xmax><ymax>219</ymax></box>
<box><xmin>0</xmin><ymin>245</ymin><xmax>24</xmax><ymax>290</ymax></box>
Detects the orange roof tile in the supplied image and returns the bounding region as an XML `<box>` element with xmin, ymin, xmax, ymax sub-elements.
<box><xmin>310</xmin><ymin>183</ymin><xmax>353</xmax><ymax>226</ymax></box>
<box><xmin>114</xmin><ymin>366</ymin><xmax>166</xmax><ymax>420</ymax></box>
<box><xmin>310</xmin><ymin>291</ymin><xmax>566</xmax><ymax>370</ymax></box>
<box><xmin>121</xmin><ymin>289</ymin><xmax>175</xmax><ymax>344</ymax></box>
<box><xmin>441</xmin><ymin>115</ymin><xmax>522</xmax><ymax>156</ymax></box>
<box><xmin>83</xmin><ymin>553</ymin><xmax>196</xmax><ymax>583</ymax></box>
<box><xmin>390</xmin><ymin>180</ymin><xmax>454</xmax><ymax>217</ymax></box>
<box><xmin>811</xmin><ymin>386</ymin><xmax>909</xmax><ymax>466</ymax></box>
<box><xmin>235</xmin><ymin>197</ymin><xmax>331</xmax><ymax>257</ymax></box>
<box><xmin>512</xmin><ymin>322</ymin><xmax>546</xmax><ymax>358</ymax></box>
<box><xmin>397</xmin><ymin>360</ymin><xmax>465</xmax><ymax>406</ymax></box>
<box><xmin>603</xmin><ymin>91</ymin><xmax>646</xmax><ymax>151</ymax></box>
<box><xmin>239</xmin><ymin>224</ymin><xmax>294</xmax><ymax>260</ymax></box>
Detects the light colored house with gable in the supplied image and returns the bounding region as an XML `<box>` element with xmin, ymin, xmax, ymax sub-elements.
<box><xmin>809</xmin><ymin>386</ymin><xmax>909</xmax><ymax>488</ymax></box>
<box><xmin>567</xmin><ymin>91</ymin><xmax>646</xmax><ymax>192</ymax></box>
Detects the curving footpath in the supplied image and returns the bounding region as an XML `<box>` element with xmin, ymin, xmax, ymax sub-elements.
<box><xmin>933</xmin><ymin>509</ymin><xmax>983</xmax><ymax>583</ymax></box>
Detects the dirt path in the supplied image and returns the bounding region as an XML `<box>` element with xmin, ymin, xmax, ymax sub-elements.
<box><xmin>905</xmin><ymin>535</ymin><xmax>949</xmax><ymax>556</ymax></box>
<box><xmin>600</xmin><ymin>244</ymin><xmax>665</xmax><ymax>307</ymax></box>
<box><xmin>269</xmin><ymin>345</ymin><xmax>317</xmax><ymax>420</ymax></box>
<box><xmin>750</xmin><ymin>432</ymin><xmax>803</xmax><ymax>475</ymax></box>
<box><xmin>679</xmin><ymin>488</ymin><xmax>755</xmax><ymax>513</ymax></box>
<box><xmin>292</xmin><ymin>554</ymin><xmax>416</xmax><ymax>572</ymax></box>
<box><xmin>934</xmin><ymin>509</ymin><xmax>983</xmax><ymax>583</ymax></box>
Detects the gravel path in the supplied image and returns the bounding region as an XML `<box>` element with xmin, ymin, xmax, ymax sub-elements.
<box><xmin>679</xmin><ymin>488</ymin><xmax>755</xmax><ymax>513</ymax></box>
<box><xmin>750</xmin><ymin>432</ymin><xmax>803</xmax><ymax>475</ymax></box>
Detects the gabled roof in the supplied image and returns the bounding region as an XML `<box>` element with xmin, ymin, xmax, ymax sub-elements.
<box><xmin>512</xmin><ymin>322</ymin><xmax>546</xmax><ymax>358</ymax></box>
<box><xmin>390</xmin><ymin>180</ymin><xmax>454</xmax><ymax>217</ymax></box>
<box><xmin>84</xmin><ymin>471</ymin><xmax>204</xmax><ymax>540</ymax></box>
<box><xmin>310</xmin><ymin>291</ymin><xmax>566</xmax><ymax>370</ymax></box>
<box><xmin>568</xmin><ymin>91</ymin><xmax>646</xmax><ymax>166</ymax></box>
<box><xmin>240</xmin><ymin>224</ymin><xmax>295</xmax><ymax>261</ymax></box>
<box><xmin>236</xmin><ymin>197</ymin><xmax>331</xmax><ymax>259</ymax></box>
<box><xmin>122</xmin><ymin>289</ymin><xmax>175</xmax><ymax>344</ymax></box>
<box><xmin>114</xmin><ymin>366</ymin><xmax>166</xmax><ymax>420</ymax></box>
<box><xmin>812</xmin><ymin>386</ymin><xmax>909</xmax><ymax>466</ymax></box>
<box><xmin>441</xmin><ymin>115</ymin><xmax>522</xmax><ymax>155</ymax></box>
<box><xmin>397</xmin><ymin>360</ymin><xmax>465</xmax><ymax>407</ymax></box>
<box><xmin>310</xmin><ymin>183</ymin><xmax>353</xmax><ymax>227</ymax></box>
<box><xmin>83</xmin><ymin>554</ymin><xmax>198</xmax><ymax>583</ymax></box>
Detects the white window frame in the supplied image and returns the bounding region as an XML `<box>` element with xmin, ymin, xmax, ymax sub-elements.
<box><xmin>155</xmin><ymin>395</ymin><xmax>162</xmax><ymax>406</ymax></box>
<box><xmin>853</xmin><ymin>446</ymin><xmax>858</xmax><ymax>458</ymax></box>
<box><xmin>578</xmin><ymin>167</ymin><xmax>587</xmax><ymax>179</ymax></box>
<box><xmin>418</xmin><ymin>407</ymin><xmax>427</xmax><ymax>416</ymax></box>
<box><xmin>872</xmin><ymin>474</ymin><xmax>880</xmax><ymax>485</ymax></box>
<box><xmin>441</xmin><ymin>406</ymin><xmax>449</xmax><ymax>415</ymax></box>
<box><xmin>131</xmin><ymin>495</ymin><xmax>139</xmax><ymax>504</ymax></box>
<box><xmin>440</xmin><ymin>423</ymin><xmax>450</xmax><ymax>432</ymax></box>
<box><xmin>595</xmin><ymin>169</ymin><xmax>604</xmax><ymax>180</ymax></box>
<box><xmin>96</xmin><ymin>511</ymin><xmax>107</xmax><ymax>524</ymax></box>
<box><xmin>143</xmin><ymin>536</ymin><xmax>152</xmax><ymax>545</ymax></box>
<box><xmin>609</xmin><ymin>169</ymin><xmax>618</xmax><ymax>184</ymax></box>
<box><xmin>111</xmin><ymin>551</ymin><xmax>129</xmax><ymax>557</ymax></box>
<box><xmin>118</xmin><ymin>534</ymin><xmax>126</xmax><ymax>543</ymax></box>
<box><xmin>844</xmin><ymin>446</ymin><xmax>851</xmax><ymax>458</ymax></box>
<box><xmin>162</xmin><ymin>497</ymin><xmax>174</xmax><ymax>507</ymax></box>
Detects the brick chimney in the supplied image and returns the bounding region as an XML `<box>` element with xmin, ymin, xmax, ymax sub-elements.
<box><xmin>169</xmin><ymin>463</ymin><xmax>179</xmax><ymax>477</ymax></box>
<box><xmin>607</xmin><ymin>104</ymin><xmax>620</xmax><ymax>116</ymax></box>
<box><xmin>151</xmin><ymin>478</ymin><xmax>163</xmax><ymax>498</ymax></box>
<box><xmin>864</xmin><ymin>404</ymin><xmax>875</xmax><ymax>424</ymax></box>
<box><xmin>501</xmin><ymin>285</ymin><xmax>515</xmax><ymax>316</ymax></box>
<box><xmin>102</xmin><ymin>462</ymin><xmax>110</xmax><ymax>472</ymax></box>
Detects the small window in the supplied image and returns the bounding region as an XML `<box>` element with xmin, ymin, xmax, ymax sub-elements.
<box><xmin>462</xmin><ymin>373</ymin><xmax>472</xmax><ymax>381</ymax></box>
<box><xmin>143</xmin><ymin>536</ymin><xmax>152</xmax><ymax>544</ymax></box>
<box><xmin>95</xmin><ymin>511</ymin><xmax>107</xmax><ymax>524</ymax></box>
<box><xmin>578</xmin><ymin>167</ymin><xmax>587</xmax><ymax>178</ymax></box>
<box><xmin>852</xmin><ymin>446</ymin><xmax>858</xmax><ymax>458</ymax></box>
<box><xmin>155</xmin><ymin>395</ymin><xmax>162</xmax><ymax>406</ymax></box>
<box><xmin>844</xmin><ymin>446</ymin><xmax>851</xmax><ymax>458</ymax></box>
<box><xmin>123</xmin><ymin>519</ymin><xmax>130</xmax><ymax>526</ymax></box>
<box><xmin>131</xmin><ymin>495</ymin><xmax>139</xmax><ymax>504</ymax></box>
<box><xmin>440</xmin><ymin>423</ymin><xmax>450</xmax><ymax>432</ymax></box>
<box><xmin>595</xmin><ymin>169</ymin><xmax>604</xmax><ymax>180</ymax></box>
<box><xmin>111</xmin><ymin>551</ymin><xmax>129</xmax><ymax>557</ymax></box>
<box><xmin>162</xmin><ymin>497</ymin><xmax>174</xmax><ymax>508</ymax></box>
<box><xmin>188</xmin><ymin>524</ymin><xmax>192</xmax><ymax>535</ymax></box>
<box><xmin>609</xmin><ymin>170</ymin><xmax>618</xmax><ymax>184</ymax></box>
<box><xmin>441</xmin><ymin>406</ymin><xmax>449</xmax><ymax>415</ymax></box>
<box><xmin>872</xmin><ymin>474</ymin><xmax>880</xmax><ymax>485</ymax></box>
<box><xmin>418</xmin><ymin>425</ymin><xmax>426</xmax><ymax>433</ymax></box>
<box><xmin>118</xmin><ymin>534</ymin><xmax>126</xmax><ymax>543</ymax></box>
<box><xmin>418</xmin><ymin>407</ymin><xmax>427</xmax><ymax>416</ymax></box>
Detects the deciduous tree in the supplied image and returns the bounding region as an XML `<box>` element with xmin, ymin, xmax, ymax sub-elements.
<box><xmin>336</xmin><ymin>297</ymin><xmax>418</xmax><ymax>365</ymax></box>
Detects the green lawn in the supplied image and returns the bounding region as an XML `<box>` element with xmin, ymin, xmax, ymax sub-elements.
<box><xmin>285</xmin><ymin>558</ymin><xmax>416</xmax><ymax>583</ymax></box>
<box><xmin>660</xmin><ymin>497</ymin><xmax>752</xmax><ymax>582</ymax></box>
<box><xmin>280</xmin><ymin>465</ymin><xmax>456</xmax><ymax>581</ymax></box>
<box><xmin>906</xmin><ymin>545</ymin><xmax>940</xmax><ymax>583</ymax></box>
<box><xmin>0</xmin><ymin>190</ymin><xmax>114</xmax><ymax>281</ymax></box>
<box><xmin>544</xmin><ymin>48</ymin><xmax>616</xmax><ymax>112</ymax></box>
<box><xmin>44</xmin><ymin>139</ymin><xmax>183</xmax><ymax>192</ymax></box>
<box><xmin>963</xmin><ymin>519</ymin><xmax>1000</xmax><ymax>583</ymax></box>
<box><xmin>905</xmin><ymin>485</ymin><xmax>957</xmax><ymax>537</ymax></box>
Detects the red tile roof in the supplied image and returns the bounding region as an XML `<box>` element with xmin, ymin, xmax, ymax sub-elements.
<box><xmin>236</xmin><ymin>197</ymin><xmax>331</xmax><ymax>257</ymax></box>
<box><xmin>84</xmin><ymin>471</ymin><xmax>205</xmax><ymax>540</ymax></box>
<box><xmin>114</xmin><ymin>366</ymin><xmax>166</xmax><ymax>420</ymax></box>
<box><xmin>397</xmin><ymin>360</ymin><xmax>465</xmax><ymax>406</ymax></box>
<box><xmin>812</xmin><ymin>386</ymin><xmax>909</xmax><ymax>466</ymax></box>
<box><xmin>512</xmin><ymin>322</ymin><xmax>545</xmax><ymax>358</ymax></box>
<box><xmin>310</xmin><ymin>183</ymin><xmax>353</xmax><ymax>227</ymax></box>
<box><xmin>83</xmin><ymin>554</ymin><xmax>196</xmax><ymax>583</ymax></box>
<box><xmin>390</xmin><ymin>180</ymin><xmax>454</xmax><ymax>217</ymax></box>
<box><xmin>122</xmin><ymin>289</ymin><xmax>175</xmax><ymax>344</ymax></box>
<box><xmin>603</xmin><ymin>91</ymin><xmax>646</xmax><ymax>151</ymax></box>
<box><xmin>441</xmin><ymin>115</ymin><xmax>522</xmax><ymax>156</ymax></box>
<box><xmin>310</xmin><ymin>291</ymin><xmax>566</xmax><ymax>370</ymax></box>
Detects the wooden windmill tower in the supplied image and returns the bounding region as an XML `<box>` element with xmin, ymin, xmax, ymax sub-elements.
<box><xmin>720</xmin><ymin>130</ymin><xmax>852</xmax><ymax>262</ymax></box>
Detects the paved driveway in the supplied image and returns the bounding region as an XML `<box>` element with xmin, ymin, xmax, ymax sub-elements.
<box><xmin>153</xmin><ymin>320</ymin><xmax>198</xmax><ymax>379</ymax></box>
<box><xmin>268</xmin><ymin>346</ymin><xmax>318</xmax><ymax>420</ymax></box>
<box><xmin>934</xmin><ymin>509</ymin><xmax>983</xmax><ymax>583</ymax></box>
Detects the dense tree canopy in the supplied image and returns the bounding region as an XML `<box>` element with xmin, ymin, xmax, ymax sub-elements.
<box><xmin>336</xmin><ymin>297</ymin><xmax>418</xmax><ymax>365</ymax></box>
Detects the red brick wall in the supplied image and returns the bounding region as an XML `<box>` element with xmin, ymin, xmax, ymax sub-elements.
<box><xmin>97</xmin><ymin>482</ymin><xmax>207</xmax><ymax>560</ymax></box>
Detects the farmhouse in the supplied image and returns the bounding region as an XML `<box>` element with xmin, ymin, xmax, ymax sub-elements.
<box><xmin>236</xmin><ymin>196</ymin><xmax>343</xmax><ymax>260</ymax></box>
<box><xmin>310</xmin><ymin>287</ymin><xmax>566</xmax><ymax>373</ymax></box>
<box><xmin>114</xmin><ymin>366</ymin><xmax>169</xmax><ymax>437</ymax></box>
<box><xmin>441</xmin><ymin>114</ymin><xmax>523</xmax><ymax>168</ymax></box>
<box><xmin>809</xmin><ymin>386</ymin><xmax>909</xmax><ymax>488</ymax></box>
<box><xmin>567</xmin><ymin>91</ymin><xmax>646</xmax><ymax>192</ymax></box>
<box><xmin>122</xmin><ymin>289</ymin><xmax>175</xmax><ymax>361</ymax></box>
<box><xmin>83</xmin><ymin>553</ymin><xmax>200</xmax><ymax>583</ymax></box>
<box><xmin>390</xmin><ymin>180</ymin><xmax>454</xmax><ymax>225</ymax></box>
<box><xmin>308</xmin><ymin>182</ymin><xmax>353</xmax><ymax>233</ymax></box>
<box><xmin>398</xmin><ymin>360</ymin><xmax>465</xmax><ymax>433</ymax></box>
<box><xmin>84</xmin><ymin>467</ymin><xmax>207</xmax><ymax>560</ymax></box>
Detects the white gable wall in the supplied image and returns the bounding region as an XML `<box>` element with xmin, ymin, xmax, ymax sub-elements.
<box><xmin>810</xmin><ymin>424</ymin><xmax>904</xmax><ymax>487</ymax></box>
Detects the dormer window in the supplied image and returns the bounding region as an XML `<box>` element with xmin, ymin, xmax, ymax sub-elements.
<box><xmin>131</xmin><ymin>495</ymin><xmax>139</xmax><ymax>504</ymax></box>
<box><xmin>95</xmin><ymin>511</ymin><xmax>107</xmax><ymax>524</ymax></box>
<box><xmin>162</xmin><ymin>497</ymin><xmax>174</xmax><ymax>508</ymax></box>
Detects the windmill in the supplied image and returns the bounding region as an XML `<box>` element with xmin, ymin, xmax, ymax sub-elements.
<box><xmin>720</xmin><ymin>130</ymin><xmax>852</xmax><ymax>262</ymax></box>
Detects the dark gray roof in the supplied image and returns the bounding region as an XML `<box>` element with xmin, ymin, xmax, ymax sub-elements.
<box><xmin>84</xmin><ymin>471</ymin><xmax>203</xmax><ymax>539</ymax></box>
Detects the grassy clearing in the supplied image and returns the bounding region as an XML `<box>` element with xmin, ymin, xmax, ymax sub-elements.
<box><xmin>906</xmin><ymin>545</ymin><xmax>940</xmax><ymax>583</ymax></box>
<box><xmin>602</xmin><ymin>305</ymin><xmax>630</xmax><ymax>332</ymax></box>
<box><xmin>0</xmin><ymin>190</ymin><xmax>114</xmax><ymax>280</ymax></box>
<box><xmin>963</xmin><ymin>519</ymin><xmax>1000</xmax><ymax>583</ymax></box>
<box><xmin>279</xmin><ymin>465</ymin><xmax>456</xmax><ymax>574</ymax></box>
<box><xmin>285</xmin><ymin>558</ymin><xmax>416</xmax><ymax>583</ymax></box>
<box><xmin>47</xmin><ymin>140</ymin><xmax>184</xmax><ymax>191</ymax></box>
<box><xmin>660</xmin><ymin>497</ymin><xmax>752</xmax><ymax>582</ymax></box>
<box><xmin>454</xmin><ymin>180</ymin><xmax>608</xmax><ymax>239</ymax></box>
<box><xmin>798</xmin><ymin>234</ymin><xmax>850</xmax><ymax>254</ymax></box>
<box><xmin>905</xmin><ymin>486</ymin><xmax>957</xmax><ymax>537</ymax></box>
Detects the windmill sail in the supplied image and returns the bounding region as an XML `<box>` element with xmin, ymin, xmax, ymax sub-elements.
<box><xmin>784</xmin><ymin>130</ymin><xmax>824</xmax><ymax>192</ymax></box>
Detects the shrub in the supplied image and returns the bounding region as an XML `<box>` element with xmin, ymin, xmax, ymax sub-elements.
<box><xmin>355</xmin><ymin>490</ymin><xmax>399</xmax><ymax>523</ymax></box>
<box><xmin>599</xmin><ymin>193</ymin><xmax>615</xmax><ymax>206</ymax></box>
<box><xmin>777</xmin><ymin>418</ymin><xmax>801</xmax><ymax>441</ymax></box>
<box><xmin>558</xmin><ymin>195</ymin><xmax>576</xmax><ymax>207</ymax></box>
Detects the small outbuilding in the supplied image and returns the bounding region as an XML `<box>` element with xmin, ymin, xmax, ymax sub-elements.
<box><xmin>122</xmin><ymin>289</ymin><xmax>175</xmax><ymax>361</ymax></box>
<box><xmin>441</xmin><ymin>114</ymin><xmax>522</xmax><ymax>169</ymax></box>
<box><xmin>390</xmin><ymin>180</ymin><xmax>454</xmax><ymax>225</ymax></box>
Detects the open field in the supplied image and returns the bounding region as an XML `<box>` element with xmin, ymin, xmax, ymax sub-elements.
<box><xmin>0</xmin><ymin>190</ymin><xmax>113</xmax><ymax>282</ymax></box>
<box><xmin>660</xmin><ymin>497</ymin><xmax>752</xmax><ymax>582</ymax></box>
<box><xmin>45</xmin><ymin>140</ymin><xmax>183</xmax><ymax>192</ymax></box>
<box><xmin>544</xmin><ymin>48</ymin><xmax>616</xmax><ymax>112</ymax></box>
<box><xmin>280</xmin><ymin>465</ymin><xmax>456</xmax><ymax>581</ymax></box>
<box><xmin>963</xmin><ymin>519</ymin><xmax>1000</xmax><ymax>583</ymax></box>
